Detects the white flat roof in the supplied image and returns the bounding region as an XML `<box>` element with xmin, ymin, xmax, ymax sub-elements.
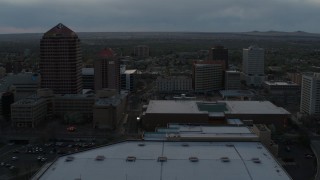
<box><xmin>149</xmin><ymin>125</ymin><xmax>258</xmax><ymax>141</ymax></box>
<box><xmin>224</xmin><ymin>101</ymin><xmax>290</xmax><ymax>115</ymax></box>
<box><xmin>34</xmin><ymin>141</ymin><xmax>291</xmax><ymax>180</ymax></box>
<box><xmin>146</xmin><ymin>100</ymin><xmax>290</xmax><ymax>115</ymax></box>
<box><xmin>146</xmin><ymin>100</ymin><xmax>203</xmax><ymax>114</ymax></box>
<box><xmin>264</xmin><ymin>81</ymin><xmax>298</xmax><ymax>86</ymax></box>
<box><xmin>124</xmin><ymin>69</ymin><xmax>137</xmax><ymax>74</ymax></box>
<box><xmin>169</xmin><ymin>125</ymin><xmax>252</xmax><ymax>134</ymax></box>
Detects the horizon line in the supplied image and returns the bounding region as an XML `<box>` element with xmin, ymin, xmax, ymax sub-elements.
<box><xmin>0</xmin><ymin>30</ymin><xmax>317</xmax><ymax>35</ymax></box>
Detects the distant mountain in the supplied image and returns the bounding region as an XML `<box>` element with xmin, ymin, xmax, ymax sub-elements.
<box><xmin>242</xmin><ymin>30</ymin><xmax>320</xmax><ymax>37</ymax></box>
<box><xmin>1</xmin><ymin>31</ymin><xmax>320</xmax><ymax>42</ymax></box>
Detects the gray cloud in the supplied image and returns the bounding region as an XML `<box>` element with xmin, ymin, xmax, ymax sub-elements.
<box><xmin>0</xmin><ymin>0</ymin><xmax>320</xmax><ymax>33</ymax></box>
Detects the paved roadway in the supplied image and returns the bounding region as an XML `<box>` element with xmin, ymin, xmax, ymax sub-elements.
<box><xmin>279</xmin><ymin>144</ymin><xmax>316</xmax><ymax>180</ymax></box>
<box><xmin>311</xmin><ymin>141</ymin><xmax>320</xmax><ymax>180</ymax></box>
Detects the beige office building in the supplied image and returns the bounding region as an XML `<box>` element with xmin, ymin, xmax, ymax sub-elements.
<box><xmin>11</xmin><ymin>89</ymin><xmax>127</xmax><ymax>129</ymax></box>
<box><xmin>11</xmin><ymin>95</ymin><xmax>47</xmax><ymax>128</ymax></box>
<box><xmin>193</xmin><ymin>61</ymin><xmax>224</xmax><ymax>92</ymax></box>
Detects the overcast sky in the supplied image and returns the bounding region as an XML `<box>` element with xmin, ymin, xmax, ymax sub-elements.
<box><xmin>0</xmin><ymin>0</ymin><xmax>320</xmax><ymax>34</ymax></box>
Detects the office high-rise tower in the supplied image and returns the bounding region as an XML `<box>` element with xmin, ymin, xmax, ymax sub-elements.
<box><xmin>242</xmin><ymin>45</ymin><xmax>265</xmax><ymax>87</ymax></box>
<box><xmin>192</xmin><ymin>60</ymin><xmax>224</xmax><ymax>92</ymax></box>
<box><xmin>40</xmin><ymin>23</ymin><xmax>82</xmax><ymax>94</ymax></box>
<box><xmin>94</xmin><ymin>48</ymin><xmax>120</xmax><ymax>92</ymax></box>
<box><xmin>300</xmin><ymin>73</ymin><xmax>320</xmax><ymax>115</ymax></box>
<box><xmin>134</xmin><ymin>45</ymin><xmax>149</xmax><ymax>58</ymax></box>
<box><xmin>209</xmin><ymin>45</ymin><xmax>228</xmax><ymax>69</ymax></box>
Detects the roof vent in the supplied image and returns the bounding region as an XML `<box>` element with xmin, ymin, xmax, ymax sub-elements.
<box><xmin>226</xmin><ymin>144</ymin><xmax>234</xmax><ymax>147</ymax></box>
<box><xmin>189</xmin><ymin>157</ymin><xmax>199</xmax><ymax>162</ymax></box>
<box><xmin>65</xmin><ymin>156</ymin><xmax>74</xmax><ymax>162</ymax></box>
<box><xmin>182</xmin><ymin>143</ymin><xmax>189</xmax><ymax>147</ymax></box>
<box><xmin>221</xmin><ymin>157</ymin><xmax>230</xmax><ymax>162</ymax></box>
<box><xmin>158</xmin><ymin>156</ymin><xmax>167</xmax><ymax>162</ymax></box>
<box><xmin>95</xmin><ymin>155</ymin><xmax>105</xmax><ymax>161</ymax></box>
<box><xmin>138</xmin><ymin>143</ymin><xmax>145</xmax><ymax>147</ymax></box>
<box><xmin>252</xmin><ymin>158</ymin><xmax>261</xmax><ymax>163</ymax></box>
<box><xmin>126</xmin><ymin>156</ymin><xmax>136</xmax><ymax>162</ymax></box>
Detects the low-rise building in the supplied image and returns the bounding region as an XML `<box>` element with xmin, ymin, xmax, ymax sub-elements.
<box><xmin>10</xmin><ymin>89</ymin><xmax>127</xmax><ymax>128</ymax></box>
<box><xmin>156</xmin><ymin>76</ymin><xmax>192</xmax><ymax>93</ymax></box>
<box><xmin>219</xmin><ymin>90</ymin><xmax>254</xmax><ymax>100</ymax></box>
<box><xmin>263</xmin><ymin>81</ymin><xmax>301</xmax><ymax>109</ymax></box>
<box><xmin>142</xmin><ymin>100</ymin><xmax>290</xmax><ymax>130</ymax></box>
<box><xmin>144</xmin><ymin>124</ymin><xmax>259</xmax><ymax>142</ymax></box>
<box><xmin>54</xmin><ymin>94</ymin><xmax>95</xmax><ymax>122</ymax></box>
<box><xmin>252</xmin><ymin>124</ymin><xmax>279</xmax><ymax>156</ymax></box>
<box><xmin>287</xmin><ymin>72</ymin><xmax>302</xmax><ymax>85</ymax></box>
<box><xmin>93</xmin><ymin>92</ymin><xmax>127</xmax><ymax>129</ymax></box>
<box><xmin>0</xmin><ymin>72</ymin><xmax>41</xmax><ymax>101</ymax></box>
<box><xmin>263</xmin><ymin>81</ymin><xmax>300</xmax><ymax>94</ymax></box>
<box><xmin>11</xmin><ymin>95</ymin><xmax>47</xmax><ymax>128</ymax></box>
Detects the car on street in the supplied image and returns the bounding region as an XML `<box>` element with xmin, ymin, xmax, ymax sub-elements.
<box><xmin>285</xmin><ymin>146</ymin><xmax>291</xmax><ymax>152</ymax></box>
<box><xmin>304</xmin><ymin>154</ymin><xmax>314</xmax><ymax>159</ymax></box>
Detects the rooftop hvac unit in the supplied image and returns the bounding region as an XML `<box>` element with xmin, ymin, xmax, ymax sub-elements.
<box><xmin>189</xmin><ymin>157</ymin><xmax>199</xmax><ymax>162</ymax></box>
<box><xmin>220</xmin><ymin>157</ymin><xmax>230</xmax><ymax>162</ymax></box>
<box><xmin>126</xmin><ymin>156</ymin><xmax>136</xmax><ymax>162</ymax></box>
<box><xmin>182</xmin><ymin>143</ymin><xmax>189</xmax><ymax>147</ymax></box>
<box><xmin>65</xmin><ymin>156</ymin><xmax>75</xmax><ymax>162</ymax></box>
<box><xmin>252</xmin><ymin>157</ymin><xmax>261</xmax><ymax>163</ymax></box>
<box><xmin>95</xmin><ymin>155</ymin><xmax>105</xmax><ymax>161</ymax></box>
<box><xmin>158</xmin><ymin>156</ymin><xmax>167</xmax><ymax>162</ymax></box>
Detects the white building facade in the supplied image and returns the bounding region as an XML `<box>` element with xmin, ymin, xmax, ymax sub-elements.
<box><xmin>300</xmin><ymin>73</ymin><xmax>320</xmax><ymax>115</ymax></box>
<box><xmin>121</xmin><ymin>70</ymin><xmax>137</xmax><ymax>92</ymax></box>
<box><xmin>242</xmin><ymin>46</ymin><xmax>265</xmax><ymax>87</ymax></box>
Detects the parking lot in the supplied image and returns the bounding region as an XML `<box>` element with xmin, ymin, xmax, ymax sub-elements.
<box><xmin>0</xmin><ymin>141</ymin><xmax>97</xmax><ymax>179</ymax></box>
<box><xmin>277</xmin><ymin>138</ymin><xmax>317</xmax><ymax>180</ymax></box>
